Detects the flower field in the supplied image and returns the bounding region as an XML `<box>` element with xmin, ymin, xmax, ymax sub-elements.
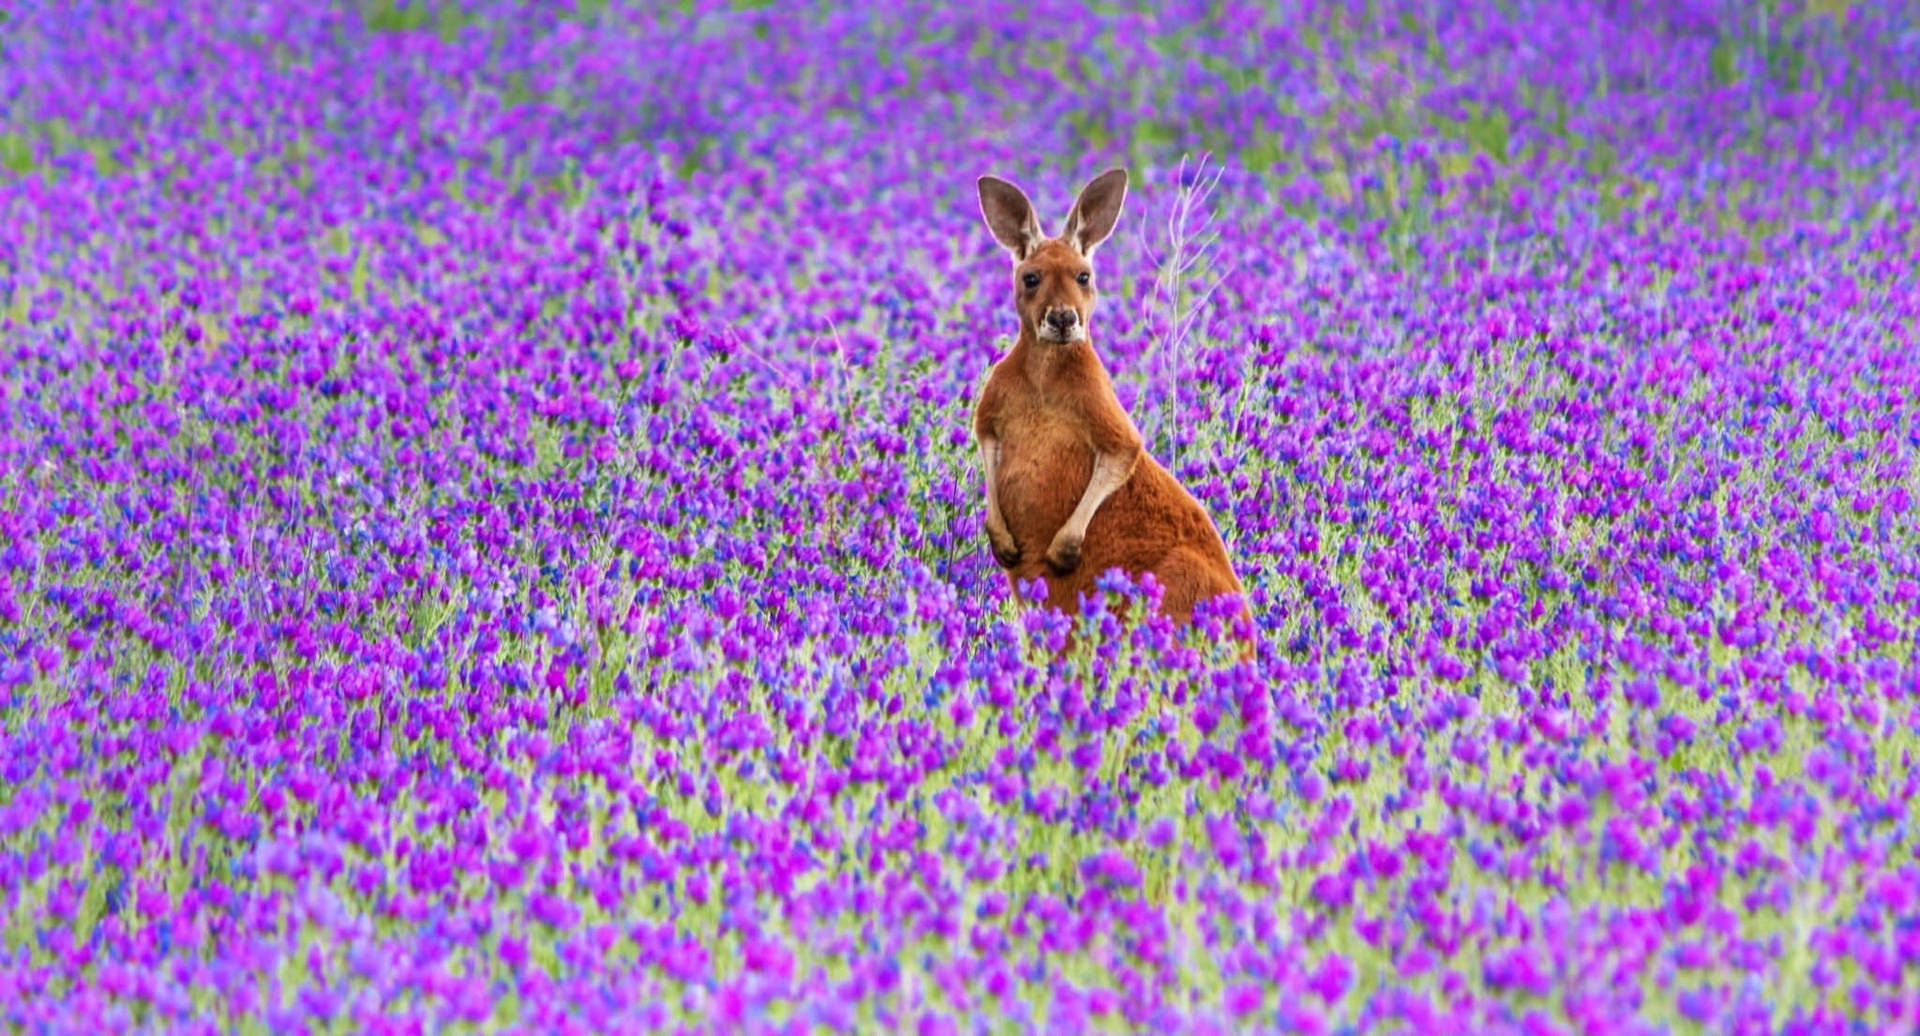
<box><xmin>4</xmin><ymin>1</ymin><xmax>1919</xmax><ymax>1032</ymax></box>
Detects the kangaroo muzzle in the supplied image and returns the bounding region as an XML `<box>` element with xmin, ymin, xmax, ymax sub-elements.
<box><xmin>1042</xmin><ymin>306</ymin><xmax>1082</xmax><ymax>340</ymax></box>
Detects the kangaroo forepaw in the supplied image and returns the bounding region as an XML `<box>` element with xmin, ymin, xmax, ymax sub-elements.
<box><xmin>988</xmin><ymin>524</ymin><xmax>1021</xmax><ymax>569</ymax></box>
<box><xmin>1044</xmin><ymin>532</ymin><xmax>1083</xmax><ymax>574</ymax></box>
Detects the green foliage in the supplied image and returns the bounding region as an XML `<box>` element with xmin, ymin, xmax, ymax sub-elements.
<box><xmin>363</xmin><ymin>0</ymin><xmax>473</xmax><ymax>41</ymax></box>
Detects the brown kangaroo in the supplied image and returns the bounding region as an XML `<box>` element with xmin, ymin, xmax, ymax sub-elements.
<box><xmin>971</xmin><ymin>168</ymin><xmax>1249</xmax><ymax>634</ymax></box>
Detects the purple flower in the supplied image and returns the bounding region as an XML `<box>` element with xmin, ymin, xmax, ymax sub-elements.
<box><xmin>1079</xmin><ymin>849</ymin><xmax>1142</xmax><ymax>890</ymax></box>
<box><xmin>1225</xmin><ymin>982</ymin><xmax>1265</xmax><ymax>1016</ymax></box>
<box><xmin>528</xmin><ymin>892</ymin><xmax>580</xmax><ymax>931</ymax></box>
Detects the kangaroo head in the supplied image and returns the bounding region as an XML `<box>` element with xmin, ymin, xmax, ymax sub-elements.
<box><xmin>976</xmin><ymin>168</ymin><xmax>1128</xmax><ymax>346</ymax></box>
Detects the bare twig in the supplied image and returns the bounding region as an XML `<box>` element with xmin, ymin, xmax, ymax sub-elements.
<box><xmin>1139</xmin><ymin>152</ymin><xmax>1240</xmax><ymax>452</ymax></box>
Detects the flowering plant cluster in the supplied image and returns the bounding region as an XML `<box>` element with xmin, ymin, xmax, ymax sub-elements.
<box><xmin>3</xmin><ymin>1</ymin><xmax>1918</xmax><ymax>1032</ymax></box>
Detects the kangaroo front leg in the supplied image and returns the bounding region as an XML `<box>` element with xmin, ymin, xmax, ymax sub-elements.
<box><xmin>1046</xmin><ymin>448</ymin><xmax>1139</xmax><ymax>573</ymax></box>
<box><xmin>979</xmin><ymin>435</ymin><xmax>1020</xmax><ymax>568</ymax></box>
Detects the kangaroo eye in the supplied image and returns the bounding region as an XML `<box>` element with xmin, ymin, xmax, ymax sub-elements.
<box><xmin>1077</xmin><ymin>271</ymin><xmax>1091</xmax><ymax>286</ymax></box>
<box><xmin>1022</xmin><ymin>272</ymin><xmax>1040</xmax><ymax>289</ymax></box>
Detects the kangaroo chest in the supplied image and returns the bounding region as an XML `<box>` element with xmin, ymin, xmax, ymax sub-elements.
<box><xmin>994</xmin><ymin>399</ymin><xmax>1095</xmax><ymax>540</ymax></box>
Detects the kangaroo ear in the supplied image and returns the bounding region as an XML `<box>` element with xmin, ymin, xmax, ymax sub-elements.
<box><xmin>1061</xmin><ymin>168</ymin><xmax>1128</xmax><ymax>258</ymax></box>
<box><xmin>977</xmin><ymin>175</ymin><xmax>1044</xmax><ymax>261</ymax></box>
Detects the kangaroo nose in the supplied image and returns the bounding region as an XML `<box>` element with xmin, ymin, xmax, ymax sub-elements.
<box><xmin>1047</xmin><ymin>308</ymin><xmax>1078</xmax><ymax>330</ymax></box>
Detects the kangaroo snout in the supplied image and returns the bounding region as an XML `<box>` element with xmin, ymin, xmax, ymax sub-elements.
<box><xmin>1045</xmin><ymin>307</ymin><xmax>1080</xmax><ymax>333</ymax></box>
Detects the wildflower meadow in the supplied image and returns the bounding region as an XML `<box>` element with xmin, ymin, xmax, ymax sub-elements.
<box><xmin>3</xmin><ymin>2</ymin><xmax>1918</xmax><ymax>1032</ymax></box>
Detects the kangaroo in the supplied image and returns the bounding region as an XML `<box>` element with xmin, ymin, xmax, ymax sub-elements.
<box><xmin>972</xmin><ymin>168</ymin><xmax>1249</xmax><ymax>635</ymax></box>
